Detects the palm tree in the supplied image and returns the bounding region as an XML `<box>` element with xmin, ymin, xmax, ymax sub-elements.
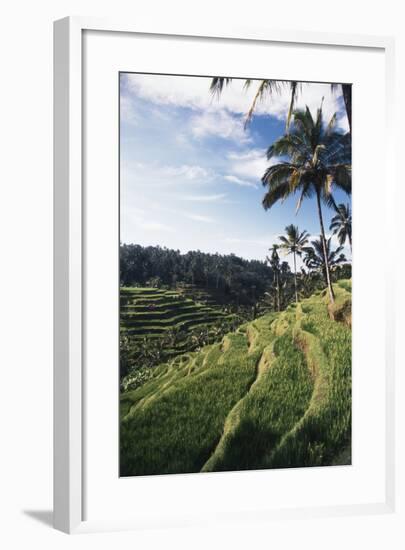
<box><xmin>261</xmin><ymin>105</ymin><xmax>351</xmax><ymax>303</ymax></box>
<box><xmin>266</xmin><ymin>244</ymin><xmax>281</xmax><ymax>311</ymax></box>
<box><xmin>330</xmin><ymin>203</ymin><xmax>352</xmax><ymax>252</ymax></box>
<box><xmin>278</xmin><ymin>224</ymin><xmax>310</xmax><ymax>303</ymax></box>
<box><xmin>304</xmin><ymin>237</ymin><xmax>346</xmax><ymax>283</ymax></box>
<box><xmin>297</xmin><ymin>267</ymin><xmax>322</xmax><ymax>299</ymax></box>
<box><xmin>210</xmin><ymin>78</ymin><xmax>352</xmax><ymax>132</ymax></box>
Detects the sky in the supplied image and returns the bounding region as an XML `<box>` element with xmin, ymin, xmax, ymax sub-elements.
<box><xmin>120</xmin><ymin>73</ymin><xmax>351</xmax><ymax>269</ymax></box>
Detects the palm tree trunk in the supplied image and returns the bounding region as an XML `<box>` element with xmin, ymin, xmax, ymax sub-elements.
<box><xmin>273</xmin><ymin>271</ymin><xmax>280</xmax><ymax>312</ymax></box>
<box><xmin>316</xmin><ymin>190</ymin><xmax>335</xmax><ymax>303</ymax></box>
<box><xmin>293</xmin><ymin>251</ymin><xmax>298</xmax><ymax>303</ymax></box>
<box><xmin>348</xmin><ymin>233</ymin><xmax>352</xmax><ymax>253</ymax></box>
<box><xmin>277</xmin><ymin>273</ymin><xmax>280</xmax><ymax>312</ymax></box>
<box><xmin>342</xmin><ymin>84</ymin><xmax>352</xmax><ymax>134</ymax></box>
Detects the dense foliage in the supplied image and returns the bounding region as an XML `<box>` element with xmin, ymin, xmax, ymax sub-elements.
<box><xmin>119</xmin><ymin>245</ymin><xmax>351</xmax><ymax>385</ymax></box>
<box><xmin>120</xmin><ymin>244</ymin><xmax>273</xmax><ymax>302</ymax></box>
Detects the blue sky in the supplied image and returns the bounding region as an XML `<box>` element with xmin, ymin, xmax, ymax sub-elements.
<box><xmin>120</xmin><ymin>73</ymin><xmax>351</xmax><ymax>269</ymax></box>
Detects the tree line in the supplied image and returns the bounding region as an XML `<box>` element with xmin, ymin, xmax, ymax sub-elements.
<box><xmin>268</xmin><ymin>221</ymin><xmax>351</xmax><ymax>312</ymax></box>
<box><xmin>120</xmin><ymin>244</ymin><xmax>276</xmax><ymax>300</ymax></box>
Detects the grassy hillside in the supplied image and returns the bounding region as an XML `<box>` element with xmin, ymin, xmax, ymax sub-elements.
<box><xmin>121</xmin><ymin>287</ymin><xmax>228</xmax><ymax>334</ymax></box>
<box><xmin>120</xmin><ymin>287</ymin><xmax>234</xmax><ymax>359</ymax></box>
<box><xmin>120</xmin><ymin>281</ymin><xmax>351</xmax><ymax>476</ymax></box>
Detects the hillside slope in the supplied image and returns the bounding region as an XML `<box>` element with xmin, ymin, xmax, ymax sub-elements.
<box><xmin>120</xmin><ymin>281</ymin><xmax>352</xmax><ymax>476</ymax></box>
<box><xmin>121</xmin><ymin>287</ymin><xmax>229</xmax><ymax>335</ymax></box>
<box><xmin>120</xmin><ymin>287</ymin><xmax>235</xmax><ymax>361</ymax></box>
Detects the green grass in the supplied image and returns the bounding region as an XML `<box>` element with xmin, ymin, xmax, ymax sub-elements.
<box><xmin>337</xmin><ymin>279</ymin><xmax>352</xmax><ymax>292</ymax></box>
<box><xmin>261</xmin><ymin>285</ymin><xmax>352</xmax><ymax>469</ymax></box>
<box><xmin>202</xmin><ymin>329</ymin><xmax>314</xmax><ymax>472</ymax></box>
<box><xmin>120</xmin><ymin>287</ymin><xmax>233</xmax><ymax>342</ymax></box>
<box><xmin>120</xmin><ymin>334</ymin><xmax>260</xmax><ymax>476</ymax></box>
<box><xmin>120</xmin><ymin>281</ymin><xmax>352</xmax><ymax>476</ymax></box>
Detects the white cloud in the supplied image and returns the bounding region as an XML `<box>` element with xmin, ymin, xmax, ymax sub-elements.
<box><xmin>186</xmin><ymin>214</ymin><xmax>215</xmax><ymax>223</ymax></box>
<box><xmin>138</xmin><ymin>220</ymin><xmax>174</xmax><ymax>232</ymax></box>
<box><xmin>121</xmin><ymin>160</ymin><xmax>213</xmax><ymax>188</ymax></box>
<box><xmin>224</xmin><ymin>236</ymin><xmax>276</xmax><ymax>247</ymax></box>
<box><xmin>162</xmin><ymin>164</ymin><xmax>210</xmax><ymax>180</ymax></box>
<box><xmin>223</xmin><ymin>175</ymin><xmax>258</xmax><ymax>188</ymax></box>
<box><xmin>123</xmin><ymin>74</ymin><xmax>349</xmax><ymax>132</ymax></box>
<box><xmin>179</xmin><ymin>193</ymin><xmax>227</xmax><ymax>202</ymax></box>
<box><xmin>175</xmin><ymin>132</ymin><xmax>193</xmax><ymax>147</ymax></box>
<box><xmin>120</xmin><ymin>95</ymin><xmax>138</xmax><ymax>125</ymax></box>
<box><xmin>121</xmin><ymin>205</ymin><xmax>175</xmax><ymax>236</ymax></box>
<box><xmin>124</xmin><ymin>73</ymin><xmax>250</xmax><ymax>114</ymax></box>
<box><xmin>190</xmin><ymin>109</ymin><xmax>251</xmax><ymax>143</ymax></box>
<box><xmin>227</xmin><ymin>148</ymin><xmax>270</xmax><ymax>182</ymax></box>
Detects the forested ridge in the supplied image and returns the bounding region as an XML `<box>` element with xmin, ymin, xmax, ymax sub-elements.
<box><xmin>120</xmin><ymin>244</ymin><xmax>275</xmax><ymax>299</ymax></box>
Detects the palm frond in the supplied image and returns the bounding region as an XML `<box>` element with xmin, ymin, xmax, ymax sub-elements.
<box><xmin>262</xmin><ymin>180</ymin><xmax>291</xmax><ymax>210</ymax></box>
<box><xmin>326</xmin><ymin>112</ymin><xmax>337</xmax><ymax>135</ymax></box>
<box><xmin>286</xmin><ymin>81</ymin><xmax>298</xmax><ymax>130</ymax></box>
<box><xmin>261</xmin><ymin>162</ymin><xmax>296</xmax><ymax>186</ymax></box>
<box><xmin>329</xmin><ymin>203</ymin><xmax>351</xmax><ymax>248</ymax></box>
<box><xmin>292</xmin><ymin>108</ymin><xmax>313</xmax><ymax>137</ymax></box>
<box><xmin>313</xmin><ymin>99</ymin><xmax>324</xmax><ymax>145</ymax></box>
<box><xmin>245</xmin><ymin>79</ymin><xmax>280</xmax><ymax>128</ymax></box>
<box><xmin>266</xmin><ymin>134</ymin><xmax>309</xmax><ymax>161</ymax></box>
<box><xmin>329</xmin><ymin>164</ymin><xmax>352</xmax><ymax>195</ymax></box>
<box><xmin>261</xmin><ymin>104</ymin><xmax>352</xmax><ymax>224</ymax></box>
<box><xmin>209</xmin><ymin>77</ymin><xmax>232</xmax><ymax>97</ymax></box>
<box><xmin>312</xmin><ymin>144</ymin><xmax>325</xmax><ymax>166</ymax></box>
<box><xmin>278</xmin><ymin>224</ymin><xmax>310</xmax><ymax>256</ymax></box>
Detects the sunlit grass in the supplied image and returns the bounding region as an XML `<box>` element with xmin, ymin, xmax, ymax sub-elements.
<box><xmin>203</xmin><ymin>331</ymin><xmax>313</xmax><ymax>472</ymax></box>
<box><xmin>120</xmin><ymin>281</ymin><xmax>351</xmax><ymax>475</ymax></box>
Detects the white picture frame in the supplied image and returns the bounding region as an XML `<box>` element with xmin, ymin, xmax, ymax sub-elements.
<box><xmin>53</xmin><ymin>16</ymin><xmax>396</xmax><ymax>534</ymax></box>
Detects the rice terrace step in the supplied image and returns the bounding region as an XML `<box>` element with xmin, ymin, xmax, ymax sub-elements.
<box><xmin>120</xmin><ymin>283</ymin><xmax>352</xmax><ymax>476</ymax></box>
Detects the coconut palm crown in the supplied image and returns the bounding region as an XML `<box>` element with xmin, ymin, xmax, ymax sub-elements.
<box><xmin>330</xmin><ymin>203</ymin><xmax>352</xmax><ymax>252</ymax></box>
<box><xmin>261</xmin><ymin>104</ymin><xmax>351</xmax><ymax>302</ymax></box>
<box><xmin>278</xmin><ymin>224</ymin><xmax>310</xmax><ymax>302</ymax></box>
<box><xmin>304</xmin><ymin>237</ymin><xmax>346</xmax><ymax>281</ymax></box>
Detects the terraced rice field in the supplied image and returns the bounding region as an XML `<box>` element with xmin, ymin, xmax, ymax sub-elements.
<box><xmin>120</xmin><ymin>281</ymin><xmax>351</xmax><ymax>476</ymax></box>
<box><xmin>120</xmin><ymin>287</ymin><xmax>233</xmax><ymax>357</ymax></box>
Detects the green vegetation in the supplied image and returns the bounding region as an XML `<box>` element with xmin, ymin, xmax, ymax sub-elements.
<box><xmin>120</xmin><ymin>282</ymin><xmax>351</xmax><ymax>476</ymax></box>
<box><xmin>121</xmin><ymin>287</ymin><xmax>229</xmax><ymax>338</ymax></box>
<box><xmin>120</xmin><ymin>245</ymin><xmax>272</xmax><ymax>301</ymax></box>
<box><xmin>278</xmin><ymin>224</ymin><xmax>310</xmax><ymax>303</ymax></box>
<box><xmin>330</xmin><ymin>203</ymin><xmax>352</xmax><ymax>252</ymax></box>
<box><xmin>120</xmin><ymin>287</ymin><xmax>239</xmax><ymax>385</ymax></box>
<box><xmin>202</xmin><ymin>328</ymin><xmax>313</xmax><ymax>472</ymax></box>
<box><xmin>119</xmin><ymin>92</ymin><xmax>352</xmax><ymax>475</ymax></box>
<box><xmin>304</xmin><ymin>237</ymin><xmax>346</xmax><ymax>283</ymax></box>
<box><xmin>261</xmin><ymin>106</ymin><xmax>351</xmax><ymax>304</ymax></box>
<box><xmin>120</xmin><ymin>333</ymin><xmax>259</xmax><ymax>476</ymax></box>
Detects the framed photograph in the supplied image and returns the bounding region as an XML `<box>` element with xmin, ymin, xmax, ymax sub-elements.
<box><xmin>54</xmin><ymin>17</ymin><xmax>396</xmax><ymax>533</ymax></box>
